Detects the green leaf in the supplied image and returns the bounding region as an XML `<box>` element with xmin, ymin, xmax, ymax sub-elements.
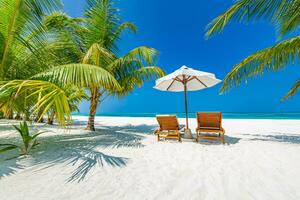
<box><xmin>31</xmin><ymin>131</ymin><xmax>47</xmax><ymax>140</ymax></box>
<box><xmin>205</xmin><ymin>0</ymin><xmax>296</xmax><ymax>39</ymax></box>
<box><xmin>282</xmin><ymin>79</ymin><xmax>300</xmax><ymax>101</ymax></box>
<box><xmin>0</xmin><ymin>80</ymin><xmax>71</xmax><ymax>126</ymax></box>
<box><xmin>33</xmin><ymin>64</ymin><xmax>121</xmax><ymax>90</ymax></box>
<box><xmin>0</xmin><ymin>144</ymin><xmax>18</xmax><ymax>153</ymax></box>
<box><xmin>221</xmin><ymin>35</ymin><xmax>300</xmax><ymax>93</ymax></box>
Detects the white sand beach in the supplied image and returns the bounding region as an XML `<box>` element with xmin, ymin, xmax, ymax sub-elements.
<box><xmin>1</xmin><ymin>116</ymin><xmax>300</xmax><ymax>200</ymax></box>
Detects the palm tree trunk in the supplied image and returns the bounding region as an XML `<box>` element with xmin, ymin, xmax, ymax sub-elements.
<box><xmin>47</xmin><ymin>112</ymin><xmax>55</xmax><ymax>125</ymax></box>
<box><xmin>15</xmin><ymin>112</ymin><xmax>21</xmax><ymax>120</ymax></box>
<box><xmin>35</xmin><ymin>110</ymin><xmax>44</xmax><ymax>123</ymax></box>
<box><xmin>86</xmin><ymin>87</ymin><xmax>99</xmax><ymax>131</ymax></box>
<box><xmin>7</xmin><ymin>110</ymin><xmax>13</xmax><ymax>119</ymax></box>
<box><xmin>23</xmin><ymin>111</ymin><xmax>30</xmax><ymax>121</ymax></box>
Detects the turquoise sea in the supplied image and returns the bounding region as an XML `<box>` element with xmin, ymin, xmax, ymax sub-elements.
<box><xmin>72</xmin><ymin>113</ymin><xmax>300</xmax><ymax>120</ymax></box>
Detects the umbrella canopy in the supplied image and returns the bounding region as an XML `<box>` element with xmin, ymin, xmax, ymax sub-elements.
<box><xmin>154</xmin><ymin>65</ymin><xmax>221</xmax><ymax>131</ymax></box>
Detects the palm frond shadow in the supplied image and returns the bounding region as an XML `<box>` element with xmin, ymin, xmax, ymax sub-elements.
<box><xmin>197</xmin><ymin>135</ymin><xmax>241</xmax><ymax>145</ymax></box>
<box><xmin>0</xmin><ymin>156</ymin><xmax>24</xmax><ymax>179</ymax></box>
<box><xmin>67</xmin><ymin>149</ymin><xmax>128</xmax><ymax>182</ymax></box>
<box><xmin>0</xmin><ymin>124</ymin><xmax>156</xmax><ymax>182</ymax></box>
<box><xmin>0</xmin><ymin>125</ymin><xmax>16</xmax><ymax>132</ymax></box>
<box><xmin>247</xmin><ymin>133</ymin><xmax>300</xmax><ymax>144</ymax></box>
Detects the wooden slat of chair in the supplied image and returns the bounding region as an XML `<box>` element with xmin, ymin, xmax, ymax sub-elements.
<box><xmin>196</xmin><ymin>112</ymin><xmax>225</xmax><ymax>144</ymax></box>
<box><xmin>155</xmin><ymin>115</ymin><xmax>181</xmax><ymax>142</ymax></box>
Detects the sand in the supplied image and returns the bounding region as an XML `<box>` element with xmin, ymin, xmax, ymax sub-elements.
<box><xmin>1</xmin><ymin>116</ymin><xmax>300</xmax><ymax>200</ymax></box>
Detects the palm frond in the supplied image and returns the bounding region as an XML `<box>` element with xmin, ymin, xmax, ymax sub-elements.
<box><xmin>82</xmin><ymin>43</ymin><xmax>115</xmax><ymax>65</ymax></box>
<box><xmin>0</xmin><ymin>0</ymin><xmax>62</xmax><ymax>75</ymax></box>
<box><xmin>111</xmin><ymin>22</ymin><xmax>137</xmax><ymax>42</ymax></box>
<box><xmin>84</xmin><ymin>0</ymin><xmax>121</xmax><ymax>52</ymax></box>
<box><xmin>221</xmin><ymin>35</ymin><xmax>300</xmax><ymax>92</ymax></box>
<box><xmin>122</xmin><ymin>46</ymin><xmax>158</xmax><ymax>65</ymax></box>
<box><xmin>278</xmin><ymin>0</ymin><xmax>300</xmax><ymax>36</ymax></box>
<box><xmin>32</xmin><ymin>63</ymin><xmax>121</xmax><ymax>90</ymax></box>
<box><xmin>134</xmin><ymin>66</ymin><xmax>165</xmax><ymax>80</ymax></box>
<box><xmin>205</xmin><ymin>0</ymin><xmax>291</xmax><ymax>38</ymax></box>
<box><xmin>112</xmin><ymin>66</ymin><xmax>164</xmax><ymax>96</ymax></box>
<box><xmin>0</xmin><ymin>80</ymin><xmax>71</xmax><ymax>126</ymax></box>
<box><xmin>64</xmin><ymin>85</ymin><xmax>88</xmax><ymax>112</ymax></box>
<box><xmin>282</xmin><ymin>79</ymin><xmax>300</xmax><ymax>101</ymax></box>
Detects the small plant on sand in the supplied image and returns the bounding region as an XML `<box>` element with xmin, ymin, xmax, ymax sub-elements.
<box><xmin>0</xmin><ymin>121</ymin><xmax>45</xmax><ymax>155</ymax></box>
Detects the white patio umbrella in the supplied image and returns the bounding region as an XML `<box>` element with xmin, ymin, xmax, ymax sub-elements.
<box><xmin>154</xmin><ymin>65</ymin><xmax>221</xmax><ymax>138</ymax></box>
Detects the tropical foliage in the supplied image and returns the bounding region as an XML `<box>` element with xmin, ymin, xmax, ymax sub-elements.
<box><xmin>0</xmin><ymin>0</ymin><xmax>164</xmax><ymax>128</ymax></box>
<box><xmin>0</xmin><ymin>121</ymin><xmax>45</xmax><ymax>155</ymax></box>
<box><xmin>206</xmin><ymin>0</ymin><xmax>300</xmax><ymax>100</ymax></box>
<box><xmin>0</xmin><ymin>0</ymin><xmax>63</xmax><ymax>120</ymax></box>
<box><xmin>37</xmin><ymin>0</ymin><xmax>165</xmax><ymax>130</ymax></box>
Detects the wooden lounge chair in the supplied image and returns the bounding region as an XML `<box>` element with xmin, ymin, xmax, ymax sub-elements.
<box><xmin>154</xmin><ymin>115</ymin><xmax>181</xmax><ymax>142</ymax></box>
<box><xmin>196</xmin><ymin>112</ymin><xmax>225</xmax><ymax>144</ymax></box>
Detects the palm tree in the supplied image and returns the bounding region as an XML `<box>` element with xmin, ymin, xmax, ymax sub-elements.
<box><xmin>0</xmin><ymin>0</ymin><xmax>64</xmax><ymax>119</ymax></box>
<box><xmin>0</xmin><ymin>0</ymin><xmax>164</xmax><ymax>128</ymax></box>
<box><xmin>0</xmin><ymin>0</ymin><xmax>121</xmax><ymax>125</ymax></box>
<box><xmin>37</xmin><ymin>0</ymin><xmax>164</xmax><ymax>131</ymax></box>
<box><xmin>82</xmin><ymin>0</ymin><xmax>164</xmax><ymax>131</ymax></box>
<box><xmin>206</xmin><ymin>0</ymin><xmax>300</xmax><ymax>100</ymax></box>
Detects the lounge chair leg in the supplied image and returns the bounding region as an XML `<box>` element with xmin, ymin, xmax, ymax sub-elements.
<box><xmin>195</xmin><ymin>133</ymin><xmax>198</xmax><ymax>143</ymax></box>
<box><xmin>157</xmin><ymin>135</ymin><xmax>160</xmax><ymax>142</ymax></box>
<box><xmin>178</xmin><ymin>132</ymin><xmax>181</xmax><ymax>142</ymax></box>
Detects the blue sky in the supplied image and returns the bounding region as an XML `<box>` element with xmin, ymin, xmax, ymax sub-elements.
<box><xmin>62</xmin><ymin>0</ymin><xmax>300</xmax><ymax>114</ymax></box>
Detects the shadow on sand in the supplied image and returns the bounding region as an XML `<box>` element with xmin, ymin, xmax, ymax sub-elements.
<box><xmin>247</xmin><ymin>133</ymin><xmax>300</xmax><ymax>144</ymax></box>
<box><xmin>196</xmin><ymin>135</ymin><xmax>241</xmax><ymax>145</ymax></box>
<box><xmin>0</xmin><ymin>124</ymin><xmax>156</xmax><ymax>182</ymax></box>
<box><xmin>5</xmin><ymin>123</ymin><xmax>297</xmax><ymax>182</ymax></box>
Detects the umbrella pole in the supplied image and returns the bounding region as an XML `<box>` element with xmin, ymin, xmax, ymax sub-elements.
<box><xmin>183</xmin><ymin>80</ymin><xmax>193</xmax><ymax>139</ymax></box>
<box><xmin>184</xmin><ymin>82</ymin><xmax>189</xmax><ymax>129</ymax></box>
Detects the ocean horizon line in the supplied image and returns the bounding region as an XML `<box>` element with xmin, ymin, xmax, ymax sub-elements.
<box><xmin>72</xmin><ymin>112</ymin><xmax>300</xmax><ymax>120</ymax></box>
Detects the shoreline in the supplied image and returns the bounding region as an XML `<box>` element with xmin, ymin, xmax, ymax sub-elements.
<box><xmin>72</xmin><ymin>113</ymin><xmax>300</xmax><ymax>120</ymax></box>
<box><xmin>73</xmin><ymin>115</ymin><xmax>300</xmax><ymax>120</ymax></box>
